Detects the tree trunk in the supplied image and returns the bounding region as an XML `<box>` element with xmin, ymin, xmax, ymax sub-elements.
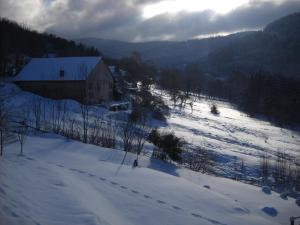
<box><xmin>0</xmin><ymin>129</ymin><xmax>3</xmax><ymax>156</ymax></box>
<box><xmin>20</xmin><ymin>142</ymin><xmax>23</xmax><ymax>156</ymax></box>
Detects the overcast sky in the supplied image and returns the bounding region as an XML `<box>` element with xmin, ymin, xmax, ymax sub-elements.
<box><xmin>1</xmin><ymin>0</ymin><xmax>300</xmax><ymax>42</ymax></box>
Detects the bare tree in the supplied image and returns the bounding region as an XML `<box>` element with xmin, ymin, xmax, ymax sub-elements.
<box><xmin>78</xmin><ymin>64</ymin><xmax>91</xmax><ymax>144</ymax></box>
<box><xmin>80</xmin><ymin>103</ymin><xmax>90</xmax><ymax>143</ymax></box>
<box><xmin>50</xmin><ymin>101</ymin><xmax>63</xmax><ymax>133</ymax></box>
<box><xmin>0</xmin><ymin>95</ymin><xmax>7</xmax><ymax>156</ymax></box>
<box><xmin>89</xmin><ymin>115</ymin><xmax>102</xmax><ymax>145</ymax></box>
<box><xmin>16</xmin><ymin>120</ymin><xmax>28</xmax><ymax>156</ymax></box>
<box><xmin>120</xmin><ymin>118</ymin><xmax>136</xmax><ymax>165</ymax></box>
<box><xmin>132</xmin><ymin>115</ymin><xmax>150</xmax><ymax>165</ymax></box>
<box><xmin>31</xmin><ymin>96</ymin><xmax>42</xmax><ymax>130</ymax></box>
<box><xmin>61</xmin><ymin>101</ymin><xmax>68</xmax><ymax>134</ymax></box>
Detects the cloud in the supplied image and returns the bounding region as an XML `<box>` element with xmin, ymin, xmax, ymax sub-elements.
<box><xmin>0</xmin><ymin>0</ymin><xmax>43</xmax><ymax>22</ymax></box>
<box><xmin>1</xmin><ymin>0</ymin><xmax>300</xmax><ymax>41</ymax></box>
<box><xmin>135</xmin><ymin>0</ymin><xmax>300</xmax><ymax>41</ymax></box>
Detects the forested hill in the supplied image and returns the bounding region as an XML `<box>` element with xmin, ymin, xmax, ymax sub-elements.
<box><xmin>79</xmin><ymin>12</ymin><xmax>300</xmax><ymax>77</ymax></box>
<box><xmin>195</xmin><ymin>12</ymin><xmax>300</xmax><ymax>77</ymax></box>
<box><xmin>0</xmin><ymin>18</ymin><xmax>100</xmax><ymax>77</ymax></box>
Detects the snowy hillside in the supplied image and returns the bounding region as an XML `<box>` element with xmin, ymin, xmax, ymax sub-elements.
<box><xmin>0</xmin><ymin>83</ymin><xmax>299</xmax><ymax>225</ymax></box>
<box><xmin>159</xmin><ymin>91</ymin><xmax>300</xmax><ymax>179</ymax></box>
<box><xmin>1</xmin><ymin>133</ymin><xmax>299</xmax><ymax>225</ymax></box>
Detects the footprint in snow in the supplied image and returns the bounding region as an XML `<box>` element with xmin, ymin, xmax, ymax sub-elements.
<box><xmin>205</xmin><ymin>217</ymin><xmax>226</xmax><ymax>225</ymax></box>
<box><xmin>56</xmin><ymin>164</ymin><xmax>64</xmax><ymax>168</ymax></box>
<box><xmin>88</xmin><ymin>173</ymin><xmax>95</xmax><ymax>177</ymax></box>
<box><xmin>111</xmin><ymin>181</ymin><xmax>118</xmax><ymax>185</ymax></box>
<box><xmin>143</xmin><ymin>195</ymin><xmax>151</xmax><ymax>199</ymax></box>
<box><xmin>120</xmin><ymin>186</ymin><xmax>128</xmax><ymax>189</ymax></box>
<box><xmin>157</xmin><ymin>200</ymin><xmax>166</xmax><ymax>204</ymax></box>
<box><xmin>234</xmin><ymin>207</ymin><xmax>250</xmax><ymax>214</ymax></box>
<box><xmin>77</xmin><ymin>170</ymin><xmax>85</xmax><ymax>174</ymax></box>
<box><xmin>53</xmin><ymin>182</ymin><xmax>66</xmax><ymax>187</ymax></box>
<box><xmin>172</xmin><ymin>205</ymin><xmax>182</xmax><ymax>210</ymax></box>
<box><xmin>99</xmin><ymin>177</ymin><xmax>106</xmax><ymax>181</ymax></box>
<box><xmin>191</xmin><ymin>213</ymin><xmax>226</xmax><ymax>225</ymax></box>
<box><xmin>191</xmin><ymin>213</ymin><xmax>202</xmax><ymax>218</ymax></box>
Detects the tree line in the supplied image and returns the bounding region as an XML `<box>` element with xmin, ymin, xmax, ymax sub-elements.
<box><xmin>156</xmin><ymin>66</ymin><xmax>300</xmax><ymax>128</ymax></box>
<box><xmin>0</xmin><ymin>18</ymin><xmax>100</xmax><ymax>77</ymax></box>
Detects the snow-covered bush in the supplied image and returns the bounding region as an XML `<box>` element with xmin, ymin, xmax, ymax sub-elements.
<box><xmin>210</xmin><ymin>104</ymin><xmax>219</xmax><ymax>115</ymax></box>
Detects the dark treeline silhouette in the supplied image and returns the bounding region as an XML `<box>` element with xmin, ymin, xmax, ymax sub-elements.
<box><xmin>239</xmin><ymin>73</ymin><xmax>300</xmax><ymax>126</ymax></box>
<box><xmin>157</xmin><ymin>66</ymin><xmax>300</xmax><ymax>128</ymax></box>
<box><xmin>0</xmin><ymin>18</ymin><xmax>100</xmax><ymax>76</ymax></box>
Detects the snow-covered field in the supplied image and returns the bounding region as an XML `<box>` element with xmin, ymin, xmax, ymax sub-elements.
<box><xmin>156</xmin><ymin>92</ymin><xmax>300</xmax><ymax>179</ymax></box>
<box><xmin>1</xmin><ymin>133</ymin><xmax>299</xmax><ymax>225</ymax></box>
<box><xmin>1</xmin><ymin>83</ymin><xmax>300</xmax><ymax>225</ymax></box>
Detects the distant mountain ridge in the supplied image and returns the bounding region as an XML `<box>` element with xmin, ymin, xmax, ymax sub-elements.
<box><xmin>78</xmin><ymin>12</ymin><xmax>300</xmax><ymax>77</ymax></box>
<box><xmin>78</xmin><ymin>31</ymin><xmax>257</xmax><ymax>67</ymax></box>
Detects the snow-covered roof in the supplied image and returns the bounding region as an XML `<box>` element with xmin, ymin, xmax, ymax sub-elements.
<box><xmin>14</xmin><ymin>56</ymin><xmax>102</xmax><ymax>81</ymax></box>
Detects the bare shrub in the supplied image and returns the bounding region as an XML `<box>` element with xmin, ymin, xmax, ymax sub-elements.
<box><xmin>149</xmin><ymin>129</ymin><xmax>183</xmax><ymax>162</ymax></box>
<box><xmin>99</xmin><ymin>120</ymin><xmax>116</xmax><ymax>149</ymax></box>
<box><xmin>80</xmin><ymin>103</ymin><xmax>90</xmax><ymax>143</ymax></box>
<box><xmin>210</xmin><ymin>104</ymin><xmax>220</xmax><ymax>115</ymax></box>
<box><xmin>64</xmin><ymin>117</ymin><xmax>81</xmax><ymax>141</ymax></box>
<box><xmin>31</xmin><ymin>96</ymin><xmax>42</xmax><ymax>130</ymax></box>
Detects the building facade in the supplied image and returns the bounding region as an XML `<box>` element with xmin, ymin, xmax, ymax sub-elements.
<box><xmin>14</xmin><ymin>56</ymin><xmax>113</xmax><ymax>104</ymax></box>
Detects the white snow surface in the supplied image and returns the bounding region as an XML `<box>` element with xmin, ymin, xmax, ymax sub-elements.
<box><xmin>153</xmin><ymin>90</ymin><xmax>300</xmax><ymax>177</ymax></box>
<box><xmin>1</xmin><ymin>83</ymin><xmax>300</xmax><ymax>225</ymax></box>
<box><xmin>0</xmin><ymin>133</ymin><xmax>299</xmax><ymax>225</ymax></box>
<box><xmin>14</xmin><ymin>57</ymin><xmax>102</xmax><ymax>81</ymax></box>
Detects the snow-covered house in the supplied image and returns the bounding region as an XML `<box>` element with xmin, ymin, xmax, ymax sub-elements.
<box><xmin>14</xmin><ymin>56</ymin><xmax>114</xmax><ymax>104</ymax></box>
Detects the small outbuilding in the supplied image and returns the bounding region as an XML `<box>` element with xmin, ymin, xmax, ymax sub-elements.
<box><xmin>14</xmin><ymin>56</ymin><xmax>114</xmax><ymax>104</ymax></box>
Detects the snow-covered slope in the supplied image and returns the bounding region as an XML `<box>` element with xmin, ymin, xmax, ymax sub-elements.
<box><xmin>156</xmin><ymin>91</ymin><xmax>300</xmax><ymax>179</ymax></box>
<box><xmin>1</xmin><ymin>133</ymin><xmax>298</xmax><ymax>225</ymax></box>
